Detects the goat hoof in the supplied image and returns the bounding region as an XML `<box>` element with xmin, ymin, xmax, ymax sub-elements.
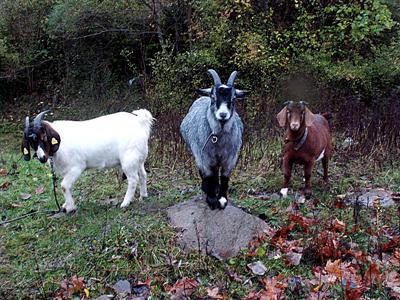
<box><xmin>120</xmin><ymin>202</ymin><xmax>130</xmax><ymax>208</ymax></box>
<box><xmin>280</xmin><ymin>188</ymin><xmax>289</xmax><ymax>199</ymax></box>
<box><xmin>62</xmin><ymin>206</ymin><xmax>76</xmax><ymax>214</ymax></box>
<box><xmin>304</xmin><ymin>189</ymin><xmax>312</xmax><ymax>199</ymax></box>
<box><xmin>206</xmin><ymin>196</ymin><xmax>219</xmax><ymax>210</ymax></box>
<box><xmin>218</xmin><ymin>197</ymin><xmax>228</xmax><ymax>209</ymax></box>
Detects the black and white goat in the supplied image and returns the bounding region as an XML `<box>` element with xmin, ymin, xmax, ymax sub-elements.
<box><xmin>180</xmin><ymin>69</ymin><xmax>248</xmax><ymax>209</ymax></box>
<box><xmin>21</xmin><ymin>110</ymin><xmax>153</xmax><ymax>212</ymax></box>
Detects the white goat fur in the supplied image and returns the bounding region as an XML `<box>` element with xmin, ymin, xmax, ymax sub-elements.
<box><xmin>38</xmin><ymin>109</ymin><xmax>153</xmax><ymax>212</ymax></box>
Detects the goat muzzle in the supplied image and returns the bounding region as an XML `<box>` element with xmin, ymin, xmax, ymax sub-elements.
<box><xmin>290</xmin><ymin>123</ymin><xmax>300</xmax><ymax>131</ymax></box>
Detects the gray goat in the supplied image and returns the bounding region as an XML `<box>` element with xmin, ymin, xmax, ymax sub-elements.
<box><xmin>180</xmin><ymin>69</ymin><xmax>248</xmax><ymax>209</ymax></box>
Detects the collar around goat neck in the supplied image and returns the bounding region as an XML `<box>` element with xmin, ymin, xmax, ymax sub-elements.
<box><xmin>285</xmin><ymin>127</ymin><xmax>308</xmax><ymax>151</ymax></box>
<box><xmin>201</xmin><ymin>131</ymin><xmax>219</xmax><ymax>153</ymax></box>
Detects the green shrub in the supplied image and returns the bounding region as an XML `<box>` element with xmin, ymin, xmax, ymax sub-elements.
<box><xmin>0</xmin><ymin>0</ymin><xmax>398</xmax><ymax>112</ymax></box>
<box><xmin>148</xmin><ymin>45</ymin><xmax>221</xmax><ymax>114</ymax></box>
<box><xmin>0</xmin><ymin>0</ymin><xmax>56</xmax><ymax>78</ymax></box>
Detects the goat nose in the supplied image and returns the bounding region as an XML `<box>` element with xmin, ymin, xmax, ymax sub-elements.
<box><xmin>219</xmin><ymin>112</ymin><xmax>227</xmax><ymax>119</ymax></box>
<box><xmin>291</xmin><ymin>123</ymin><xmax>300</xmax><ymax>131</ymax></box>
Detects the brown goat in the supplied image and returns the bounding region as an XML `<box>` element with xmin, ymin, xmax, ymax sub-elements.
<box><xmin>276</xmin><ymin>101</ymin><xmax>332</xmax><ymax>199</ymax></box>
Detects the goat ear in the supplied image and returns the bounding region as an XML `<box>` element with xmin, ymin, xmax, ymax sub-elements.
<box><xmin>196</xmin><ymin>88</ymin><xmax>212</xmax><ymax>96</ymax></box>
<box><xmin>304</xmin><ymin>107</ymin><xmax>315</xmax><ymax>127</ymax></box>
<box><xmin>235</xmin><ymin>89</ymin><xmax>250</xmax><ymax>99</ymax></box>
<box><xmin>21</xmin><ymin>137</ymin><xmax>31</xmax><ymax>161</ymax></box>
<box><xmin>43</xmin><ymin>123</ymin><xmax>61</xmax><ymax>154</ymax></box>
<box><xmin>276</xmin><ymin>107</ymin><xmax>287</xmax><ymax>128</ymax></box>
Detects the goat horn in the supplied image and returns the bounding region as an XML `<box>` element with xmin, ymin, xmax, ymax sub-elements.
<box><xmin>33</xmin><ymin>110</ymin><xmax>50</xmax><ymax>130</ymax></box>
<box><xmin>299</xmin><ymin>101</ymin><xmax>309</xmax><ymax>109</ymax></box>
<box><xmin>207</xmin><ymin>69</ymin><xmax>222</xmax><ymax>86</ymax></box>
<box><xmin>24</xmin><ymin>116</ymin><xmax>30</xmax><ymax>136</ymax></box>
<box><xmin>284</xmin><ymin>101</ymin><xmax>294</xmax><ymax>106</ymax></box>
<box><xmin>227</xmin><ymin>71</ymin><xmax>238</xmax><ymax>86</ymax></box>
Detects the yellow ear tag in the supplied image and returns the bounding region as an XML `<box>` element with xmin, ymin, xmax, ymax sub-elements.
<box><xmin>23</xmin><ymin>148</ymin><xmax>29</xmax><ymax>155</ymax></box>
<box><xmin>51</xmin><ymin>138</ymin><xmax>58</xmax><ymax>145</ymax></box>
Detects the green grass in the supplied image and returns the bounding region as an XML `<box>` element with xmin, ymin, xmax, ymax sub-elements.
<box><xmin>0</xmin><ymin>120</ymin><xmax>399</xmax><ymax>299</ymax></box>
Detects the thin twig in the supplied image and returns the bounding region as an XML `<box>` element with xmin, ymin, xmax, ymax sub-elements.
<box><xmin>0</xmin><ymin>210</ymin><xmax>39</xmax><ymax>226</ymax></box>
<box><xmin>0</xmin><ymin>210</ymin><xmax>58</xmax><ymax>226</ymax></box>
<box><xmin>69</xmin><ymin>29</ymin><xmax>160</xmax><ymax>40</ymax></box>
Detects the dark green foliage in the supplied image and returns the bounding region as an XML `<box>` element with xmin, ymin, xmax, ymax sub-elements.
<box><xmin>143</xmin><ymin>0</ymin><xmax>399</xmax><ymax>118</ymax></box>
<box><xmin>0</xmin><ymin>0</ymin><xmax>398</xmax><ymax>111</ymax></box>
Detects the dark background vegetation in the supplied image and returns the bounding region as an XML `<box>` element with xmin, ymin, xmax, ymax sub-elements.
<box><xmin>1</xmin><ymin>1</ymin><xmax>400</xmax><ymax>298</ymax></box>
<box><xmin>0</xmin><ymin>0</ymin><xmax>399</xmax><ymax>159</ymax></box>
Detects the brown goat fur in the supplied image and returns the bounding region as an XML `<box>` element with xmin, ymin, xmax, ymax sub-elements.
<box><xmin>276</xmin><ymin>101</ymin><xmax>332</xmax><ymax>198</ymax></box>
<box><xmin>21</xmin><ymin>121</ymin><xmax>61</xmax><ymax>163</ymax></box>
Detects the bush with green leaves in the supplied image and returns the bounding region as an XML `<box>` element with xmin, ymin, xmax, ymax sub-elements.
<box><xmin>0</xmin><ymin>0</ymin><xmax>398</xmax><ymax>112</ymax></box>
<box><xmin>148</xmin><ymin>46</ymin><xmax>222</xmax><ymax>114</ymax></box>
<box><xmin>0</xmin><ymin>0</ymin><xmax>56</xmax><ymax>81</ymax></box>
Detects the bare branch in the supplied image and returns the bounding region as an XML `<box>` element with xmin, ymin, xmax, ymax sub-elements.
<box><xmin>68</xmin><ymin>28</ymin><xmax>161</xmax><ymax>40</ymax></box>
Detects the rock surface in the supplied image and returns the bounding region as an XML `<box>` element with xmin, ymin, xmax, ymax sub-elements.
<box><xmin>167</xmin><ymin>196</ymin><xmax>272</xmax><ymax>260</ymax></box>
<box><xmin>343</xmin><ymin>188</ymin><xmax>398</xmax><ymax>207</ymax></box>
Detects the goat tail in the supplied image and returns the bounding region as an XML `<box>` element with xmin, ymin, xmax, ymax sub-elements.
<box><xmin>132</xmin><ymin>109</ymin><xmax>154</xmax><ymax>134</ymax></box>
<box><xmin>321</xmin><ymin>112</ymin><xmax>333</xmax><ymax>120</ymax></box>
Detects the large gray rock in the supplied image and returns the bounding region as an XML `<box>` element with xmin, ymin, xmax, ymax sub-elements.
<box><xmin>167</xmin><ymin>196</ymin><xmax>272</xmax><ymax>260</ymax></box>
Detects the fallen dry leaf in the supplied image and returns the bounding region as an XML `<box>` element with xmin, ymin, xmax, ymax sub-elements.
<box><xmin>390</xmin><ymin>248</ymin><xmax>400</xmax><ymax>267</ymax></box>
<box><xmin>285</xmin><ymin>251</ymin><xmax>302</xmax><ymax>266</ymax></box>
<box><xmin>363</xmin><ymin>262</ymin><xmax>381</xmax><ymax>285</ymax></box>
<box><xmin>169</xmin><ymin>277</ymin><xmax>199</xmax><ymax>299</ymax></box>
<box><xmin>289</xmin><ymin>213</ymin><xmax>315</xmax><ymax>233</ymax></box>
<box><xmin>35</xmin><ymin>186</ymin><xmax>45</xmax><ymax>194</ymax></box>
<box><xmin>20</xmin><ymin>193</ymin><xmax>32</xmax><ymax>200</ymax></box>
<box><xmin>54</xmin><ymin>275</ymin><xmax>85</xmax><ymax>299</ymax></box>
<box><xmin>384</xmin><ymin>271</ymin><xmax>400</xmax><ymax>289</ymax></box>
<box><xmin>247</xmin><ymin>261</ymin><xmax>267</xmax><ymax>276</ymax></box>
<box><xmin>0</xmin><ymin>181</ymin><xmax>11</xmax><ymax>191</ymax></box>
<box><xmin>226</xmin><ymin>268</ymin><xmax>243</xmax><ymax>283</ymax></box>
<box><xmin>344</xmin><ymin>285</ymin><xmax>364</xmax><ymax>300</ymax></box>
<box><xmin>330</xmin><ymin>218</ymin><xmax>345</xmax><ymax>232</ymax></box>
<box><xmin>313</xmin><ymin>267</ymin><xmax>337</xmax><ymax>285</ymax></box>
<box><xmin>271</xmin><ymin>223</ymin><xmax>295</xmax><ymax>245</ymax></box>
<box><xmin>325</xmin><ymin>259</ymin><xmax>342</xmax><ymax>279</ymax></box>
<box><xmin>242</xmin><ymin>291</ymin><xmax>261</xmax><ymax>300</ymax></box>
<box><xmin>261</xmin><ymin>276</ymin><xmax>288</xmax><ymax>300</ymax></box>
<box><xmin>307</xmin><ymin>291</ymin><xmax>330</xmax><ymax>300</ymax></box>
<box><xmin>206</xmin><ymin>286</ymin><xmax>225</xmax><ymax>299</ymax></box>
<box><xmin>0</xmin><ymin>168</ymin><xmax>7</xmax><ymax>176</ymax></box>
<box><xmin>391</xmin><ymin>286</ymin><xmax>400</xmax><ymax>298</ymax></box>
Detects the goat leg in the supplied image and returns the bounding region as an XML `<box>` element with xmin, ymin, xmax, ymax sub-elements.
<box><xmin>61</xmin><ymin>167</ymin><xmax>83</xmax><ymax>213</ymax></box>
<box><xmin>121</xmin><ymin>172</ymin><xmax>139</xmax><ymax>208</ymax></box>
<box><xmin>217</xmin><ymin>176</ymin><xmax>229</xmax><ymax>209</ymax></box>
<box><xmin>322</xmin><ymin>156</ymin><xmax>329</xmax><ymax>183</ymax></box>
<box><xmin>201</xmin><ymin>174</ymin><xmax>219</xmax><ymax>210</ymax></box>
<box><xmin>138</xmin><ymin>163</ymin><xmax>148</xmax><ymax>200</ymax></box>
<box><xmin>303</xmin><ymin>160</ymin><xmax>315</xmax><ymax>199</ymax></box>
<box><xmin>280</xmin><ymin>157</ymin><xmax>293</xmax><ymax>198</ymax></box>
